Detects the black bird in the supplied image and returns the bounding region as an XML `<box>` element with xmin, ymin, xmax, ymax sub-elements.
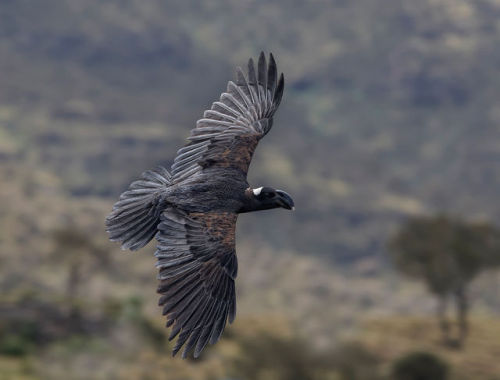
<box><xmin>106</xmin><ymin>53</ymin><xmax>294</xmax><ymax>358</ymax></box>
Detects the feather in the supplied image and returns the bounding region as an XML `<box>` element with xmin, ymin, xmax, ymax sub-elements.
<box><xmin>161</xmin><ymin>278</ymin><xmax>199</xmax><ymax>314</ymax></box>
<box><xmin>183</xmin><ymin>302</ymin><xmax>215</xmax><ymax>358</ymax></box>
<box><xmin>154</xmin><ymin>210</ymin><xmax>238</xmax><ymax>358</ymax></box>
<box><xmin>273</xmin><ymin>73</ymin><xmax>285</xmax><ymax>111</ymax></box>
<box><xmin>105</xmin><ymin>166</ymin><xmax>170</xmax><ymax>251</ymax></box>
<box><xmin>209</xmin><ymin>305</ymin><xmax>228</xmax><ymax>345</ymax></box>
<box><xmin>194</xmin><ymin>301</ymin><xmax>221</xmax><ymax>357</ymax></box>
<box><xmin>203</xmin><ymin>110</ymin><xmax>238</xmax><ymax>123</ymax></box>
<box><xmin>258</xmin><ymin>52</ymin><xmax>267</xmax><ymax>105</ymax></box>
<box><xmin>268</xmin><ymin>53</ymin><xmax>278</xmax><ymax>95</ymax></box>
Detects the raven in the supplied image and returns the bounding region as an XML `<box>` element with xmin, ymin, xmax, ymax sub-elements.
<box><xmin>106</xmin><ymin>53</ymin><xmax>294</xmax><ymax>358</ymax></box>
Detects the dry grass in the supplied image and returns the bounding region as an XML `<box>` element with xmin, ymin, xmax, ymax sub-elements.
<box><xmin>360</xmin><ymin>316</ymin><xmax>500</xmax><ymax>379</ymax></box>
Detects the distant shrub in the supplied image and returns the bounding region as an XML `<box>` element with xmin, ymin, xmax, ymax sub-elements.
<box><xmin>391</xmin><ymin>351</ymin><xmax>449</xmax><ymax>380</ymax></box>
<box><xmin>231</xmin><ymin>333</ymin><xmax>382</xmax><ymax>380</ymax></box>
<box><xmin>0</xmin><ymin>320</ymin><xmax>39</xmax><ymax>357</ymax></box>
<box><xmin>0</xmin><ymin>334</ymin><xmax>32</xmax><ymax>356</ymax></box>
<box><xmin>231</xmin><ymin>333</ymin><xmax>317</xmax><ymax>380</ymax></box>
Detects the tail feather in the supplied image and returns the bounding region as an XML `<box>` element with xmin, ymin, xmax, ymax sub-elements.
<box><xmin>106</xmin><ymin>166</ymin><xmax>171</xmax><ymax>251</ymax></box>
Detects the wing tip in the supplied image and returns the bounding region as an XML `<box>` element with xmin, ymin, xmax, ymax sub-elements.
<box><xmin>240</xmin><ymin>52</ymin><xmax>284</xmax><ymax>116</ymax></box>
<box><xmin>257</xmin><ymin>52</ymin><xmax>267</xmax><ymax>85</ymax></box>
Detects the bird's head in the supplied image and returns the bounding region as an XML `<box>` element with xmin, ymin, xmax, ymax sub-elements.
<box><xmin>248</xmin><ymin>186</ymin><xmax>295</xmax><ymax>211</ymax></box>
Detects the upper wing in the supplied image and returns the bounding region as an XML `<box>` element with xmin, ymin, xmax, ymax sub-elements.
<box><xmin>156</xmin><ymin>209</ymin><xmax>238</xmax><ymax>358</ymax></box>
<box><xmin>170</xmin><ymin>52</ymin><xmax>284</xmax><ymax>183</ymax></box>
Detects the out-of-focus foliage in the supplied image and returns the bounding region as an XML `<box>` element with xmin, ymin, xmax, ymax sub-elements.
<box><xmin>50</xmin><ymin>228</ymin><xmax>111</xmax><ymax>320</ymax></box>
<box><xmin>391</xmin><ymin>351</ymin><xmax>449</xmax><ymax>380</ymax></box>
<box><xmin>362</xmin><ymin>317</ymin><xmax>500</xmax><ymax>379</ymax></box>
<box><xmin>389</xmin><ymin>215</ymin><xmax>500</xmax><ymax>295</ymax></box>
<box><xmin>388</xmin><ymin>215</ymin><xmax>500</xmax><ymax>346</ymax></box>
<box><xmin>232</xmin><ymin>337</ymin><xmax>382</xmax><ymax>380</ymax></box>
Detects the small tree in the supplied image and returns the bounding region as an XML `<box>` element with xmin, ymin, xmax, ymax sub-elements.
<box><xmin>388</xmin><ymin>215</ymin><xmax>500</xmax><ymax>347</ymax></box>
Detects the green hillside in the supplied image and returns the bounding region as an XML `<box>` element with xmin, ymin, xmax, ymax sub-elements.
<box><xmin>2</xmin><ymin>0</ymin><xmax>500</xmax><ymax>261</ymax></box>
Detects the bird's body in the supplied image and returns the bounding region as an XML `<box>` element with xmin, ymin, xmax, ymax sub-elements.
<box><xmin>165</xmin><ymin>168</ymin><xmax>249</xmax><ymax>213</ymax></box>
<box><xmin>106</xmin><ymin>53</ymin><xmax>293</xmax><ymax>358</ymax></box>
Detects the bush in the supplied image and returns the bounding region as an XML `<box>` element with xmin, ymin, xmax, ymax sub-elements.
<box><xmin>0</xmin><ymin>320</ymin><xmax>40</xmax><ymax>357</ymax></box>
<box><xmin>231</xmin><ymin>333</ymin><xmax>317</xmax><ymax>380</ymax></box>
<box><xmin>0</xmin><ymin>334</ymin><xmax>32</xmax><ymax>357</ymax></box>
<box><xmin>231</xmin><ymin>333</ymin><xmax>382</xmax><ymax>380</ymax></box>
<box><xmin>391</xmin><ymin>351</ymin><xmax>449</xmax><ymax>380</ymax></box>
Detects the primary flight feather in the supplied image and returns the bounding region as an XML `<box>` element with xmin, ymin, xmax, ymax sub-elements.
<box><xmin>106</xmin><ymin>52</ymin><xmax>294</xmax><ymax>358</ymax></box>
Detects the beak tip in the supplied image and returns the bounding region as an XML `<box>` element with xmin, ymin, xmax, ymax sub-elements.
<box><xmin>276</xmin><ymin>189</ymin><xmax>295</xmax><ymax>211</ymax></box>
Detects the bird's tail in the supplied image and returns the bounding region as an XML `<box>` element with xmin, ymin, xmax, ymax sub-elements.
<box><xmin>106</xmin><ymin>166</ymin><xmax>171</xmax><ymax>251</ymax></box>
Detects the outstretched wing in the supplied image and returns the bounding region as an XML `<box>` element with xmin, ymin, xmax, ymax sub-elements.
<box><xmin>170</xmin><ymin>52</ymin><xmax>285</xmax><ymax>183</ymax></box>
<box><xmin>156</xmin><ymin>209</ymin><xmax>238</xmax><ymax>358</ymax></box>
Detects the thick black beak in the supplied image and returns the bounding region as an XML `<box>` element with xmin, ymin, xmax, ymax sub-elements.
<box><xmin>276</xmin><ymin>190</ymin><xmax>295</xmax><ymax>210</ymax></box>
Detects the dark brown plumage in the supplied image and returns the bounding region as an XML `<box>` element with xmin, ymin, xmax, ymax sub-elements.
<box><xmin>106</xmin><ymin>52</ymin><xmax>293</xmax><ymax>358</ymax></box>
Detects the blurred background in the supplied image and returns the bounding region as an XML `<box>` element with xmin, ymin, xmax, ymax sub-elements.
<box><xmin>1</xmin><ymin>0</ymin><xmax>500</xmax><ymax>379</ymax></box>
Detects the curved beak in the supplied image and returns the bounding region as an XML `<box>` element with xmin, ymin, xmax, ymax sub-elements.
<box><xmin>276</xmin><ymin>190</ymin><xmax>295</xmax><ymax>210</ymax></box>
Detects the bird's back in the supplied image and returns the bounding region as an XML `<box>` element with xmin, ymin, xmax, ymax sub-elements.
<box><xmin>165</xmin><ymin>167</ymin><xmax>249</xmax><ymax>213</ymax></box>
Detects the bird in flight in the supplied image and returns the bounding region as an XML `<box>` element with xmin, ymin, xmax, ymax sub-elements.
<box><xmin>106</xmin><ymin>52</ymin><xmax>294</xmax><ymax>358</ymax></box>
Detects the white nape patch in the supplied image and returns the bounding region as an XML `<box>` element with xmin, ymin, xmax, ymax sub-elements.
<box><xmin>252</xmin><ymin>187</ymin><xmax>263</xmax><ymax>196</ymax></box>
